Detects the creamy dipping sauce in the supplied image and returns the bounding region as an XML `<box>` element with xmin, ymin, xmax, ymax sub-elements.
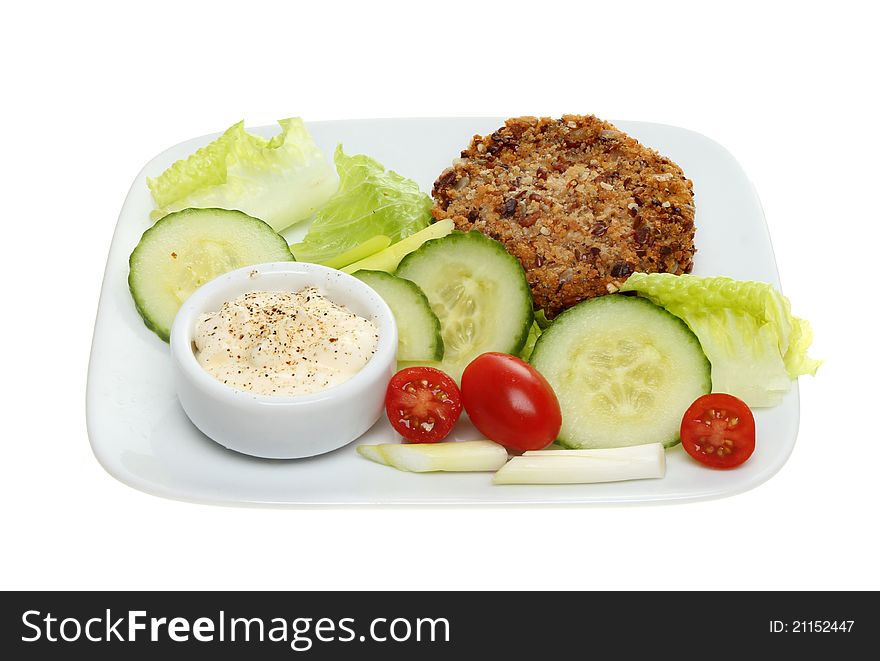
<box><xmin>193</xmin><ymin>288</ymin><xmax>378</xmax><ymax>396</ymax></box>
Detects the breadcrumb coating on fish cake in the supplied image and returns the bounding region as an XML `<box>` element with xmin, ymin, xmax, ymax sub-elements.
<box><xmin>431</xmin><ymin>115</ymin><xmax>696</xmax><ymax>317</ymax></box>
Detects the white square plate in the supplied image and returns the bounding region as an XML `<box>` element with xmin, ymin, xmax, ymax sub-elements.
<box><xmin>87</xmin><ymin>118</ymin><xmax>798</xmax><ymax>506</ymax></box>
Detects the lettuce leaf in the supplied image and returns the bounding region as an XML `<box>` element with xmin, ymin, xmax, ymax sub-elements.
<box><xmin>148</xmin><ymin>118</ymin><xmax>336</xmax><ymax>232</ymax></box>
<box><xmin>620</xmin><ymin>273</ymin><xmax>820</xmax><ymax>407</ymax></box>
<box><xmin>290</xmin><ymin>146</ymin><xmax>432</xmax><ymax>264</ymax></box>
<box><xmin>341</xmin><ymin>220</ymin><xmax>454</xmax><ymax>275</ymax></box>
<box><xmin>319</xmin><ymin>235</ymin><xmax>391</xmax><ymax>269</ymax></box>
<box><xmin>534</xmin><ymin>309</ymin><xmax>553</xmax><ymax>330</ymax></box>
<box><xmin>518</xmin><ymin>320</ymin><xmax>543</xmax><ymax>361</ymax></box>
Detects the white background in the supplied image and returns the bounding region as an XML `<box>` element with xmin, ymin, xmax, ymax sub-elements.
<box><xmin>3</xmin><ymin>0</ymin><xmax>878</xmax><ymax>590</ymax></box>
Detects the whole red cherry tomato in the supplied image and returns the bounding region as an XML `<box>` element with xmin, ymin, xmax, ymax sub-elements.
<box><xmin>461</xmin><ymin>352</ymin><xmax>562</xmax><ymax>452</ymax></box>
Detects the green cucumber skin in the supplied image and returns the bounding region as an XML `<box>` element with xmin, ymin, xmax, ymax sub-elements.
<box><xmin>555</xmin><ymin>434</ymin><xmax>685</xmax><ymax>451</ymax></box>
<box><xmin>531</xmin><ymin>295</ymin><xmax>711</xmax><ymax>449</ymax></box>
<box><xmin>128</xmin><ymin>208</ymin><xmax>293</xmax><ymax>342</ymax></box>
<box><xmin>354</xmin><ymin>270</ymin><xmax>444</xmax><ymax>362</ymax></box>
<box><xmin>397</xmin><ymin>230</ymin><xmax>534</xmax><ymax>360</ymax></box>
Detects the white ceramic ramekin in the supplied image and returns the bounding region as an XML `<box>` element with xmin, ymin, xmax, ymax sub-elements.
<box><xmin>169</xmin><ymin>262</ymin><xmax>397</xmax><ymax>459</ymax></box>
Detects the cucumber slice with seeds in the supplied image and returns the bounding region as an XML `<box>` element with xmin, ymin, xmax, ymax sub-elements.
<box><xmin>396</xmin><ymin>231</ymin><xmax>533</xmax><ymax>382</ymax></box>
<box><xmin>353</xmin><ymin>270</ymin><xmax>443</xmax><ymax>361</ymax></box>
<box><xmin>129</xmin><ymin>208</ymin><xmax>293</xmax><ymax>341</ymax></box>
<box><xmin>531</xmin><ymin>295</ymin><xmax>711</xmax><ymax>449</ymax></box>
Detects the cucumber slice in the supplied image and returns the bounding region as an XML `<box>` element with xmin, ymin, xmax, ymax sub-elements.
<box><xmin>353</xmin><ymin>270</ymin><xmax>443</xmax><ymax>361</ymax></box>
<box><xmin>128</xmin><ymin>208</ymin><xmax>293</xmax><ymax>341</ymax></box>
<box><xmin>530</xmin><ymin>295</ymin><xmax>710</xmax><ymax>449</ymax></box>
<box><xmin>396</xmin><ymin>231</ymin><xmax>533</xmax><ymax>382</ymax></box>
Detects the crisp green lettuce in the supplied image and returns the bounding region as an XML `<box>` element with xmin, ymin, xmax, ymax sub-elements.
<box><xmin>518</xmin><ymin>320</ymin><xmax>543</xmax><ymax>361</ymax></box>
<box><xmin>519</xmin><ymin>310</ymin><xmax>553</xmax><ymax>360</ymax></box>
<box><xmin>341</xmin><ymin>220</ymin><xmax>454</xmax><ymax>275</ymax></box>
<box><xmin>290</xmin><ymin>146</ymin><xmax>432</xmax><ymax>264</ymax></box>
<box><xmin>319</xmin><ymin>235</ymin><xmax>391</xmax><ymax>269</ymax></box>
<box><xmin>148</xmin><ymin>118</ymin><xmax>336</xmax><ymax>232</ymax></box>
<box><xmin>620</xmin><ymin>273</ymin><xmax>820</xmax><ymax>407</ymax></box>
<box><xmin>534</xmin><ymin>309</ymin><xmax>552</xmax><ymax>330</ymax></box>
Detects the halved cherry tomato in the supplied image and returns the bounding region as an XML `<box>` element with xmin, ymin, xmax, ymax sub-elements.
<box><xmin>680</xmin><ymin>393</ymin><xmax>756</xmax><ymax>469</ymax></box>
<box><xmin>461</xmin><ymin>352</ymin><xmax>562</xmax><ymax>452</ymax></box>
<box><xmin>384</xmin><ymin>367</ymin><xmax>462</xmax><ymax>443</ymax></box>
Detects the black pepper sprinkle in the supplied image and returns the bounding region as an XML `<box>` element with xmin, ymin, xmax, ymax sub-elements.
<box><xmin>192</xmin><ymin>287</ymin><xmax>378</xmax><ymax>397</ymax></box>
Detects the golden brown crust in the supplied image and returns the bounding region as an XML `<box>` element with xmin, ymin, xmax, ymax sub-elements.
<box><xmin>432</xmin><ymin>115</ymin><xmax>696</xmax><ymax>317</ymax></box>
